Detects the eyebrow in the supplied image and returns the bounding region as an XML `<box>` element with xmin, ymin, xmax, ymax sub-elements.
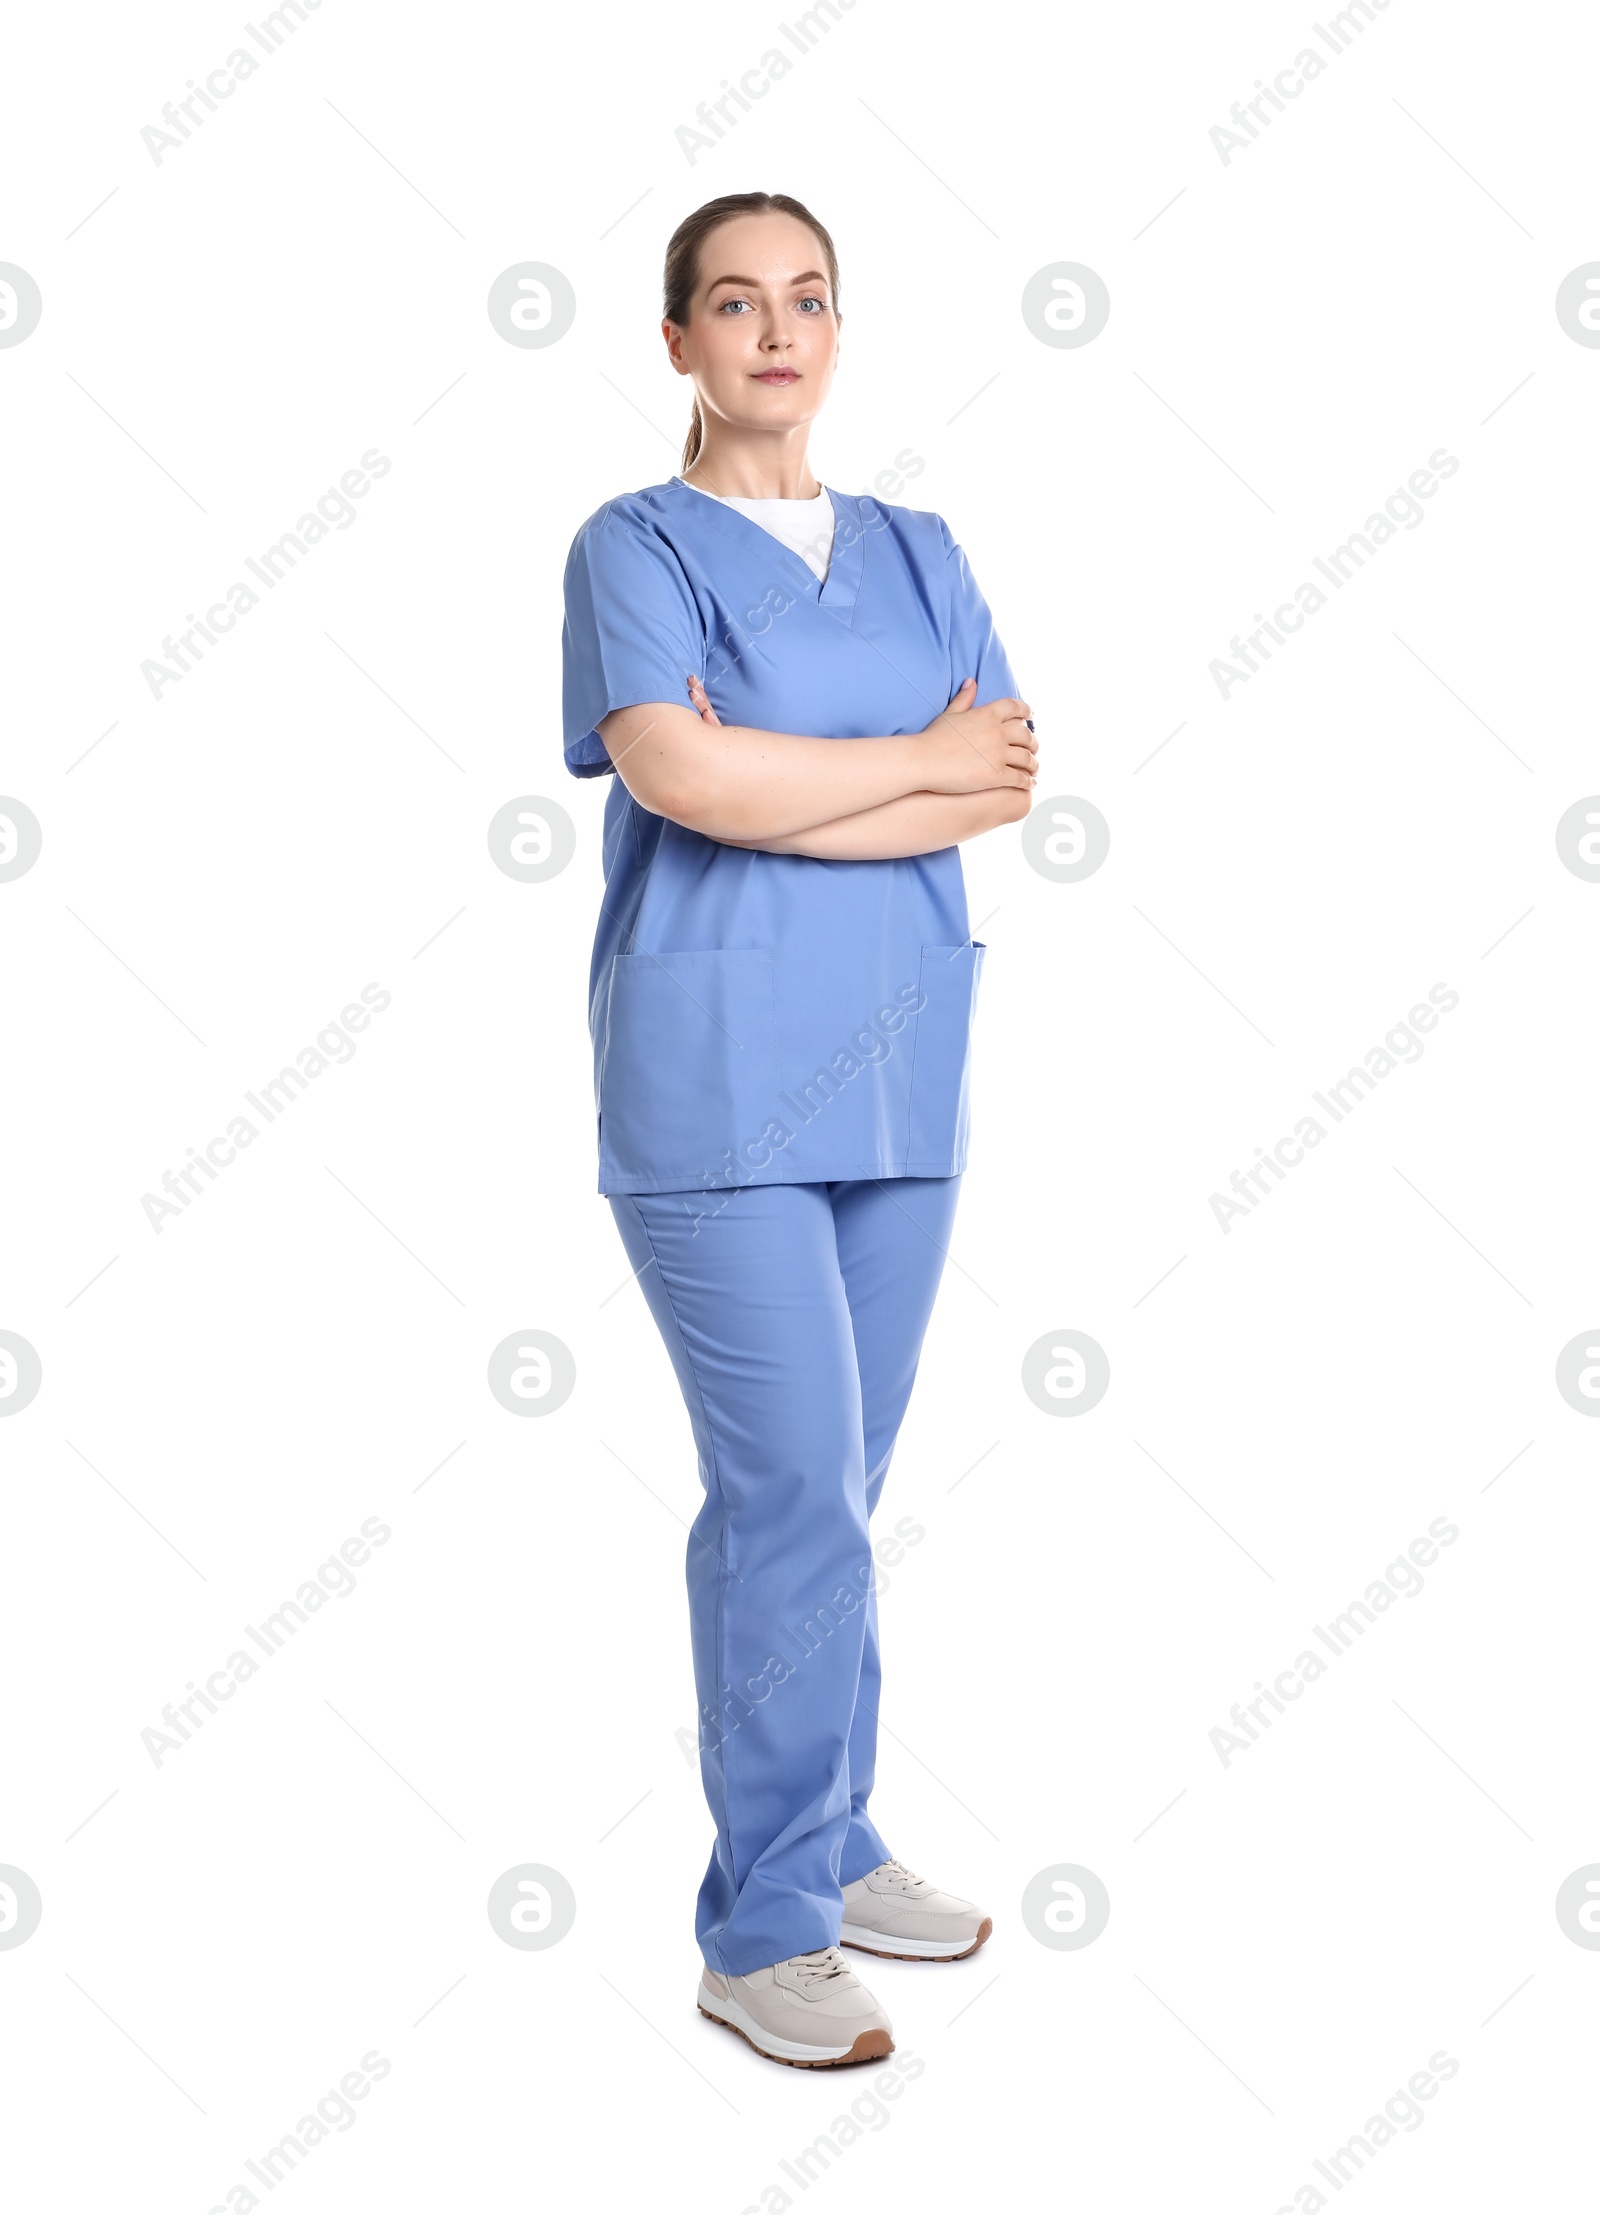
<box><xmin>703</xmin><ymin>271</ymin><xmax>830</xmax><ymax>291</ymax></box>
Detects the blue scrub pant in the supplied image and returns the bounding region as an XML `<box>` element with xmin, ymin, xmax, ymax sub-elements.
<box><xmin>608</xmin><ymin>1174</ymin><xmax>962</xmax><ymax>1975</ymax></box>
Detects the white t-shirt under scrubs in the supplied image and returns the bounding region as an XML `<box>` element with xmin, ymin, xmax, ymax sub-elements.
<box><xmin>681</xmin><ymin>476</ymin><xmax>836</xmax><ymax>584</ymax></box>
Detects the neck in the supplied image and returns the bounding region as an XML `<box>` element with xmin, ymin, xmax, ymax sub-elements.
<box><xmin>682</xmin><ymin>432</ymin><xmax>820</xmax><ymax>501</ymax></box>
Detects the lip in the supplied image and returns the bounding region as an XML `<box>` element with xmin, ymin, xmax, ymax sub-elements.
<box><xmin>754</xmin><ymin>369</ymin><xmax>799</xmax><ymax>383</ymax></box>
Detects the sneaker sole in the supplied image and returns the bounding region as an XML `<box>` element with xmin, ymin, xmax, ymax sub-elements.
<box><xmin>839</xmin><ymin>1915</ymin><xmax>993</xmax><ymax>1962</ymax></box>
<box><xmin>697</xmin><ymin>1994</ymin><xmax>893</xmax><ymax>2069</ymax></box>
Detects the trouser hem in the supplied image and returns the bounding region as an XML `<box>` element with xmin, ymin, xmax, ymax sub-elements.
<box><xmin>705</xmin><ymin>1921</ymin><xmax>842</xmax><ymax>1978</ymax></box>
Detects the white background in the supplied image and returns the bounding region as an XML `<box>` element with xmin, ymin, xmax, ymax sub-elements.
<box><xmin>3</xmin><ymin>0</ymin><xmax>1598</xmax><ymax>2207</ymax></box>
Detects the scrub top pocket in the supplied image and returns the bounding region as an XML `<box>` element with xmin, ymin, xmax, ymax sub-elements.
<box><xmin>598</xmin><ymin>948</ymin><xmax>780</xmax><ymax>1192</ymax></box>
<box><xmin>906</xmin><ymin>942</ymin><xmax>987</xmax><ymax>1169</ymax></box>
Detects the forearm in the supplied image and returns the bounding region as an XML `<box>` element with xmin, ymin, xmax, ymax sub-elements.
<box><xmin>690</xmin><ymin>725</ymin><xmax>939</xmax><ymax>839</ymax></box>
<box><xmin>720</xmin><ymin>783</ymin><xmax>1031</xmax><ymax>860</ymax></box>
<box><xmin>600</xmin><ymin>705</ymin><xmax>934</xmax><ymax>840</ymax></box>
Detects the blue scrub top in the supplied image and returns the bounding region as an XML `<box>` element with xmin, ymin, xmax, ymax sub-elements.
<box><xmin>560</xmin><ymin>475</ymin><xmax>1020</xmax><ymax>1198</ymax></box>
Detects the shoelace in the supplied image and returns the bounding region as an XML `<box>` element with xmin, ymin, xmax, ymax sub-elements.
<box><xmin>787</xmin><ymin>1946</ymin><xmax>853</xmax><ymax>1987</ymax></box>
<box><xmin>872</xmin><ymin>1857</ymin><xmax>934</xmax><ymax>1895</ymax></box>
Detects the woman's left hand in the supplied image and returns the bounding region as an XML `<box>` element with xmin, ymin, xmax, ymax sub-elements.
<box><xmin>687</xmin><ymin>673</ymin><xmax>722</xmax><ymax>726</ymax></box>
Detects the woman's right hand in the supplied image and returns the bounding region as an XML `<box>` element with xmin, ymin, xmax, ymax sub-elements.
<box><xmin>918</xmin><ymin>677</ymin><xmax>1037</xmax><ymax>794</ymax></box>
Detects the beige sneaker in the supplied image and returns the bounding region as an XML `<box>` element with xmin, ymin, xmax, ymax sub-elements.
<box><xmin>697</xmin><ymin>1946</ymin><xmax>894</xmax><ymax>2068</ymax></box>
<box><xmin>839</xmin><ymin>1858</ymin><xmax>993</xmax><ymax>1960</ymax></box>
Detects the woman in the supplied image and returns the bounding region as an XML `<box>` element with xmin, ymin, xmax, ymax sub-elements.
<box><xmin>560</xmin><ymin>191</ymin><xmax>1035</xmax><ymax>2069</ymax></box>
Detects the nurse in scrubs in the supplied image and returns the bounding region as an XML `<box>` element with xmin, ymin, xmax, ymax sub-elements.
<box><xmin>561</xmin><ymin>191</ymin><xmax>1035</xmax><ymax>2069</ymax></box>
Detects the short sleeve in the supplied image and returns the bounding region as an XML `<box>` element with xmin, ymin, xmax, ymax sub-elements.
<box><xmin>939</xmin><ymin>516</ymin><xmax>1020</xmax><ymax>711</ymax></box>
<box><xmin>561</xmin><ymin>513</ymin><xmax>706</xmax><ymax>777</ymax></box>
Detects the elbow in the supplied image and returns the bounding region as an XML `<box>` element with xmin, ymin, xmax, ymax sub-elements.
<box><xmin>601</xmin><ymin>710</ymin><xmax>724</xmax><ymax>831</ymax></box>
<box><xmin>662</xmin><ymin>779</ymin><xmax>739</xmax><ymax>837</ymax></box>
<box><xmin>616</xmin><ymin>760</ymin><xmax>707</xmax><ymax>830</ymax></box>
<box><xmin>649</xmin><ymin>775</ymin><xmax>703</xmax><ymax>829</ymax></box>
<box><xmin>627</xmin><ymin>768</ymin><xmax>765</xmax><ymax>842</ymax></box>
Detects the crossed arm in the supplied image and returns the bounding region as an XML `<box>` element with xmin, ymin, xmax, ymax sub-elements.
<box><xmin>595</xmin><ymin>674</ymin><xmax>1037</xmax><ymax>860</ymax></box>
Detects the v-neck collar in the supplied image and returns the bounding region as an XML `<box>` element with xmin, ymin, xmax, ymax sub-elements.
<box><xmin>663</xmin><ymin>475</ymin><xmax>866</xmax><ymax>624</ymax></box>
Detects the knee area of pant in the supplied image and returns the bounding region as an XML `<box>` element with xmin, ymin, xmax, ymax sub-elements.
<box><xmin>758</xmin><ymin>1410</ymin><xmax>866</xmax><ymax>1476</ymax></box>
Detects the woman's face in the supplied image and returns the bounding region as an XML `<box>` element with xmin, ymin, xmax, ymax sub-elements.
<box><xmin>665</xmin><ymin>211</ymin><xmax>841</xmax><ymax>443</ymax></box>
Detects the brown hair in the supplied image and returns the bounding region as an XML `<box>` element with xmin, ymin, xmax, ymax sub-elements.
<box><xmin>662</xmin><ymin>192</ymin><xmax>841</xmax><ymax>471</ymax></box>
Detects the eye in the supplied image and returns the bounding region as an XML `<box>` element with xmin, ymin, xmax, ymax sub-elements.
<box><xmin>797</xmin><ymin>294</ymin><xmax>829</xmax><ymax>314</ymax></box>
<box><xmin>716</xmin><ymin>296</ymin><xmax>752</xmax><ymax>314</ymax></box>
